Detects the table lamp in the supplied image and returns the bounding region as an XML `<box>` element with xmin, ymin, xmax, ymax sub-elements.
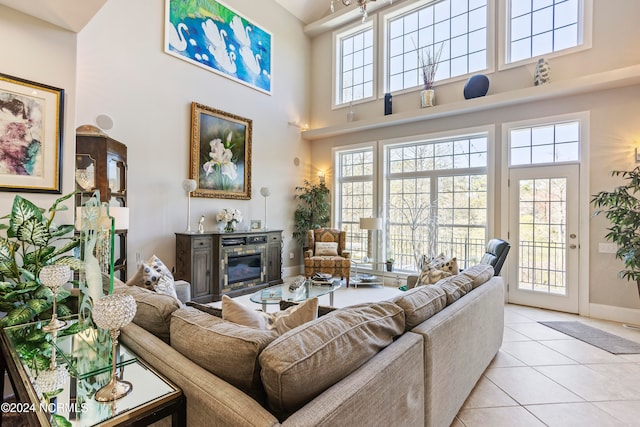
<box><xmin>182</xmin><ymin>179</ymin><xmax>197</xmax><ymax>233</ymax></box>
<box><xmin>359</xmin><ymin>217</ymin><xmax>382</xmax><ymax>262</ymax></box>
<box><xmin>260</xmin><ymin>187</ymin><xmax>271</xmax><ymax>230</ymax></box>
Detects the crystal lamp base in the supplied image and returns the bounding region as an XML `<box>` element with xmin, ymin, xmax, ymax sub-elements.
<box><xmin>95</xmin><ymin>377</ymin><xmax>133</xmax><ymax>402</ymax></box>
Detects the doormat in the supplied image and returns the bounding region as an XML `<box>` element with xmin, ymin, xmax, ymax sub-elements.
<box><xmin>539</xmin><ymin>321</ymin><xmax>640</xmax><ymax>354</ymax></box>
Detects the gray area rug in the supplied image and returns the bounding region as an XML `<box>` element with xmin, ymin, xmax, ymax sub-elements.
<box><xmin>539</xmin><ymin>321</ymin><xmax>640</xmax><ymax>354</ymax></box>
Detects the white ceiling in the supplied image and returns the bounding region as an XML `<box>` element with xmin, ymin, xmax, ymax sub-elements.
<box><xmin>0</xmin><ymin>0</ymin><xmax>330</xmax><ymax>33</ymax></box>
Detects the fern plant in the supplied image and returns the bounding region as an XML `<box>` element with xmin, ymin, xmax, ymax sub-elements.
<box><xmin>0</xmin><ymin>193</ymin><xmax>82</xmax><ymax>326</ymax></box>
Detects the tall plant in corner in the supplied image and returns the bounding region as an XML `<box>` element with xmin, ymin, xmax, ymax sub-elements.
<box><xmin>0</xmin><ymin>193</ymin><xmax>82</xmax><ymax>326</ymax></box>
<box><xmin>293</xmin><ymin>180</ymin><xmax>330</xmax><ymax>249</ymax></box>
<box><xmin>592</xmin><ymin>166</ymin><xmax>640</xmax><ymax>298</ymax></box>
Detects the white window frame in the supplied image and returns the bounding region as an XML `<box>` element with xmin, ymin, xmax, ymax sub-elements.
<box><xmin>332</xmin><ymin>20</ymin><xmax>377</xmax><ymax>109</ymax></box>
<box><xmin>499</xmin><ymin>0</ymin><xmax>593</xmax><ymax>70</ymax></box>
<box><xmin>379</xmin><ymin>125</ymin><xmax>495</xmax><ymax>271</ymax></box>
<box><xmin>333</xmin><ymin>142</ymin><xmax>379</xmax><ymax>260</ymax></box>
<box><xmin>381</xmin><ymin>0</ymin><xmax>495</xmax><ymax>97</ymax></box>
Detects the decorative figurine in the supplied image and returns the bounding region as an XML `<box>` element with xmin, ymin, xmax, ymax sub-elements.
<box><xmin>198</xmin><ymin>215</ymin><xmax>205</xmax><ymax>234</ymax></box>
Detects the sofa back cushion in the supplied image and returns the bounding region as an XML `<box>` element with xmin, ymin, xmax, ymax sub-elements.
<box><xmin>391</xmin><ymin>285</ymin><xmax>447</xmax><ymax>331</ymax></box>
<box><xmin>435</xmin><ymin>274</ymin><xmax>474</xmax><ymax>305</ymax></box>
<box><xmin>259</xmin><ymin>301</ymin><xmax>405</xmax><ymax>420</ymax></box>
<box><xmin>112</xmin><ymin>280</ymin><xmax>180</xmax><ymax>342</ymax></box>
<box><xmin>170</xmin><ymin>307</ymin><xmax>278</xmax><ymax>402</ymax></box>
<box><xmin>461</xmin><ymin>264</ymin><xmax>495</xmax><ymax>288</ymax></box>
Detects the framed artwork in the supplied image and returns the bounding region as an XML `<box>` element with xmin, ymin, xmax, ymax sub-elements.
<box><xmin>0</xmin><ymin>73</ymin><xmax>64</xmax><ymax>193</ymax></box>
<box><xmin>165</xmin><ymin>0</ymin><xmax>272</xmax><ymax>94</ymax></box>
<box><xmin>190</xmin><ymin>102</ymin><xmax>252</xmax><ymax>200</ymax></box>
<box><xmin>250</xmin><ymin>219</ymin><xmax>261</xmax><ymax>230</ymax></box>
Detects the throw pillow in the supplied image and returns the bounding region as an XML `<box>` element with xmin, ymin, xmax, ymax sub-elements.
<box><xmin>428</xmin><ymin>253</ymin><xmax>459</xmax><ymax>275</ymax></box>
<box><xmin>222</xmin><ymin>295</ymin><xmax>319</xmax><ymax>334</ymax></box>
<box><xmin>461</xmin><ymin>264</ymin><xmax>495</xmax><ymax>288</ymax></box>
<box><xmin>391</xmin><ymin>285</ymin><xmax>447</xmax><ymax>331</ymax></box>
<box><xmin>222</xmin><ymin>295</ymin><xmax>270</xmax><ymax>329</ymax></box>
<box><xmin>141</xmin><ymin>255</ymin><xmax>179</xmax><ymax>303</ymax></box>
<box><xmin>315</xmin><ymin>241</ymin><xmax>339</xmax><ymax>256</ymax></box>
<box><xmin>417</xmin><ymin>266</ymin><xmax>452</xmax><ymax>286</ymax></box>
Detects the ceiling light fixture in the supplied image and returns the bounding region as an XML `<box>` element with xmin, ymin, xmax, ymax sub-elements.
<box><xmin>331</xmin><ymin>0</ymin><xmax>393</xmax><ymax>23</ymax></box>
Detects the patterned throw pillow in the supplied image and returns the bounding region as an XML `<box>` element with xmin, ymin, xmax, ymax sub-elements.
<box><xmin>315</xmin><ymin>242</ymin><xmax>339</xmax><ymax>256</ymax></box>
<box><xmin>416</xmin><ymin>253</ymin><xmax>459</xmax><ymax>286</ymax></box>
<box><xmin>142</xmin><ymin>255</ymin><xmax>179</xmax><ymax>302</ymax></box>
<box><xmin>417</xmin><ymin>266</ymin><xmax>452</xmax><ymax>285</ymax></box>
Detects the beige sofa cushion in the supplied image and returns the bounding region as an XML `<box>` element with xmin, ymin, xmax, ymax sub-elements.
<box><xmin>391</xmin><ymin>284</ymin><xmax>447</xmax><ymax>331</ymax></box>
<box><xmin>435</xmin><ymin>274</ymin><xmax>474</xmax><ymax>305</ymax></box>
<box><xmin>112</xmin><ymin>281</ymin><xmax>180</xmax><ymax>342</ymax></box>
<box><xmin>170</xmin><ymin>307</ymin><xmax>278</xmax><ymax>402</ymax></box>
<box><xmin>259</xmin><ymin>301</ymin><xmax>405</xmax><ymax>419</ymax></box>
<box><xmin>462</xmin><ymin>264</ymin><xmax>495</xmax><ymax>288</ymax></box>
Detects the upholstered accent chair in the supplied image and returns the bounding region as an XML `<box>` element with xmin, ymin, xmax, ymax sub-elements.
<box><xmin>304</xmin><ymin>228</ymin><xmax>351</xmax><ymax>286</ymax></box>
<box><xmin>480</xmin><ymin>238</ymin><xmax>511</xmax><ymax>276</ymax></box>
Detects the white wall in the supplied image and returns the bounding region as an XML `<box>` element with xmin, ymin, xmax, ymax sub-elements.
<box><xmin>306</xmin><ymin>0</ymin><xmax>640</xmax><ymax>317</ymax></box>
<box><xmin>0</xmin><ymin>6</ymin><xmax>78</xmax><ymax>226</ymax></box>
<box><xmin>75</xmin><ymin>0</ymin><xmax>311</xmax><ymax>274</ymax></box>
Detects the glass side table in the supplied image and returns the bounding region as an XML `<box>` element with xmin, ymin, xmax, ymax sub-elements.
<box><xmin>0</xmin><ymin>316</ymin><xmax>185</xmax><ymax>426</ymax></box>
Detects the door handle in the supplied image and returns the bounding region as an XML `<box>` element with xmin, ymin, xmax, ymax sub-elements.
<box><xmin>569</xmin><ymin>244</ymin><xmax>577</xmax><ymax>249</ymax></box>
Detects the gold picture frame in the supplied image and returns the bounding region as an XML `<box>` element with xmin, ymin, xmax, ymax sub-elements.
<box><xmin>190</xmin><ymin>102</ymin><xmax>252</xmax><ymax>199</ymax></box>
<box><xmin>0</xmin><ymin>73</ymin><xmax>64</xmax><ymax>193</ymax></box>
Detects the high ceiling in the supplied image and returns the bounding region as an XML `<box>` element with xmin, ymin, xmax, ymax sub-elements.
<box><xmin>0</xmin><ymin>0</ymin><xmax>330</xmax><ymax>33</ymax></box>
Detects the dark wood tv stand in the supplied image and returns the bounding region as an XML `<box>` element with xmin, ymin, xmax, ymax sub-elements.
<box><xmin>175</xmin><ymin>230</ymin><xmax>283</xmax><ymax>303</ymax></box>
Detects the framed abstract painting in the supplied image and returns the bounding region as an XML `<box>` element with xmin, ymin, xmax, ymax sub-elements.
<box><xmin>165</xmin><ymin>0</ymin><xmax>272</xmax><ymax>94</ymax></box>
<box><xmin>0</xmin><ymin>73</ymin><xmax>64</xmax><ymax>193</ymax></box>
<box><xmin>190</xmin><ymin>102</ymin><xmax>252</xmax><ymax>200</ymax></box>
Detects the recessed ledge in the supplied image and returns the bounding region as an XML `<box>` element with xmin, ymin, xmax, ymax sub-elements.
<box><xmin>302</xmin><ymin>64</ymin><xmax>640</xmax><ymax>141</ymax></box>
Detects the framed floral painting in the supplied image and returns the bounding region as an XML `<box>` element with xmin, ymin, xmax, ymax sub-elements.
<box><xmin>0</xmin><ymin>73</ymin><xmax>64</xmax><ymax>193</ymax></box>
<box><xmin>190</xmin><ymin>102</ymin><xmax>252</xmax><ymax>199</ymax></box>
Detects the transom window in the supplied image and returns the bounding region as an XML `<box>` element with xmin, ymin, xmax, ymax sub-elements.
<box><xmin>386</xmin><ymin>0</ymin><xmax>488</xmax><ymax>93</ymax></box>
<box><xmin>335</xmin><ymin>25</ymin><xmax>374</xmax><ymax>105</ymax></box>
<box><xmin>508</xmin><ymin>0</ymin><xmax>582</xmax><ymax>63</ymax></box>
<box><xmin>509</xmin><ymin>121</ymin><xmax>580</xmax><ymax>166</ymax></box>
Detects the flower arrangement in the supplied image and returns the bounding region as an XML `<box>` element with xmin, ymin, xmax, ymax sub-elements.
<box><xmin>418</xmin><ymin>43</ymin><xmax>444</xmax><ymax>90</ymax></box>
<box><xmin>202</xmin><ymin>132</ymin><xmax>238</xmax><ymax>190</ymax></box>
<box><xmin>216</xmin><ymin>208</ymin><xmax>243</xmax><ymax>232</ymax></box>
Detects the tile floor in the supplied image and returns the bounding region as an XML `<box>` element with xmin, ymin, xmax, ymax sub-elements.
<box><xmin>215</xmin><ymin>284</ymin><xmax>640</xmax><ymax>426</ymax></box>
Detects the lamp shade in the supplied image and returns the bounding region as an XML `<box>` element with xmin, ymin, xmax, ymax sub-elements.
<box><xmin>260</xmin><ymin>187</ymin><xmax>271</xmax><ymax>197</ymax></box>
<box><xmin>182</xmin><ymin>179</ymin><xmax>197</xmax><ymax>193</ymax></box>
<box><xmin>359</xmin><ymin>217</ymin><xmax>382</xmax><ymax>230</ymax></box>
<box><xmin>75</xmin><ymin>206</ymin><xmax>129</xmax><ymax>231</ymax></box>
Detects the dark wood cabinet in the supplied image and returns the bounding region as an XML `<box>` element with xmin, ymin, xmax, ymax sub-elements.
<box><xmin>175</xmin><ymin>230</ymin><xmax>282</xmax><ymax>303</ymax></box>
<box><xmin>75</xmin><ymin>132</ymin><xmax>128</xmax><ymax>281</ymax></box>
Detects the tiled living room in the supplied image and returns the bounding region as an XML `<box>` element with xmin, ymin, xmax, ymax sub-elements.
<box><xmin>1</xmin><ymin>0</ymin><xmax>640</xmax><ymax>426</ymax></box>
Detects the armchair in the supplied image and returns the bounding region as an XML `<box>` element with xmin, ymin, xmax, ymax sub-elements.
<box><xmin>304</xmin><ymin>228</ymin><xmax>351</xmax><ymax>286</ymax></box>
<box><xmin>480</xmin><ymin>238</ymin><xmax>511</xmax><ymax>276</ymax></box>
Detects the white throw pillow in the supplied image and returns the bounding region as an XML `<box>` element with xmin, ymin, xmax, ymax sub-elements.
<box><xmin>222</xmin><ymin>295</ymin><xmax>319</xmax><ymax>334</ymax></box>
<box><xmin>315</xmin><ymin>242</ymin><xmax>339</xmax><ymax>256</ymax></box>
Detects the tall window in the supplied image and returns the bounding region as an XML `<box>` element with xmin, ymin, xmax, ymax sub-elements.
<box><xmin>335</xmin><ymin>24</ymin><xmax>374</xmax><ymax>105</ymax></box>
<box><xmin>386</xmin><ymin>133</ymin><xmax>489</xmax><ymax>271</ymax></box>
<box><xmin>386</xmin><ymin>0</ymin><xmax>488</xmax><ymax>93</ymax></box>
<box><xmin>335</xmin><ymin>147</ymin><xmax>375</xmax><ymax>260</ymax></box>
<box><xmin>507</xmin><ymin>0</ymin><xmax>583</xmax><ymax>63</ymax></box>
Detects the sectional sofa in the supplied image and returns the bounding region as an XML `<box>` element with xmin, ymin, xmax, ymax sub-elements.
<box><xmin>114</xmin><ymin>264</ymin><xmax>504</xmax><ymax>427</ymax></box>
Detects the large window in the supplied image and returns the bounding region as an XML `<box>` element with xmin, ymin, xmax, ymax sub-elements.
<box><xmin>386</xmin><ymin>0</ymin><xmax>488</xmax><ymax>93</ymax></box>
<box><xmin>335</xmin><ymin>147</ymin><xmax>375</xmax><ymax>260</ymax></box>
<box><xmin>509</xmin><ymin>120</ymin><xmax>580</xmax><ymax>166</ymax></box>
<box><xmin>507</xmin><ymin>0</ymin><xmax>584</xmax><ymax>63</ymax></box>
<box><xmin>386</xmin><ymin>134</ymin><xmax>489</xmax><ymax>271</ymax></box>
<box><xmin>335</xmin><ymin>24</ymin><xmax>375</xmax><ymax>106</ymax></box>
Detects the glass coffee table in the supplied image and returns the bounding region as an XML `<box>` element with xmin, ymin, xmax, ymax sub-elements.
<box><xmin>250</xmin><ymin>279</ymin><xmax>342</xmax><ymax>311</ymax></box>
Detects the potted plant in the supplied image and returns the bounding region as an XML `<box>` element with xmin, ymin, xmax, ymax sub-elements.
<box><xmin>293</xmin><ymin>180</ymin><xmax>330</xmax><ymax>249</ymax></box>
<box><xmin>386</xmin><ymin>258</ymin><xmax>394</xmax><ymax>272</ymax></box>
<box><xmin>592</xmin><ymin>166</ymin><xmax>640</xmax><ymax>298</ymax></box>
<box><xmin>0</xmin><ymin>193</ymin><xmax>82</xmax><ymax>326</ymax></box>
<box><xmin>418</xmin><ymin>43</ymin><xmax>444</xmax><ymax>108</ymax></box>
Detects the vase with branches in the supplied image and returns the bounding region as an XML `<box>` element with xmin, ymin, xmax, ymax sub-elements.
<box><xmin>418</xmin><ymin>43</ymin><xmax>444</xmax><ymax>108</ymax></box>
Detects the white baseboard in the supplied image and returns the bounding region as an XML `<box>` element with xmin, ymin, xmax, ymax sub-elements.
<box><xmin>589</xmin><ymin>303</ymin><xmax>640</xmax><ymax>325</ymax></box>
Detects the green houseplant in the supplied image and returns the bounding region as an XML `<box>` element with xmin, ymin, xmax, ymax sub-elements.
<box><xmin>0</xmin><ymin>193</ymin><xmax>82</xmax><ymax>326</ymax></box>
<box><xmin>592</xmin><ymin>166</ymin><xmax>640</xmax><ymax>298</ymax></box>
<box><xmin>293</xmin><ymin>180</ymin><xmax>330</xmax><ymax>248</ymax></box>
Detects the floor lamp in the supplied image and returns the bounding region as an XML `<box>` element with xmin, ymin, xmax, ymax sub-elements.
<box><xmin>260</xmin><ymin>187</ymin><xmax>271</xmax><ymax>230</ymax></box>
<box><xmin>359</xmin><ymin>217</ymin><xmax>382</xmax><ymax>262</ymax></box>
<box><xmin>182</xmin><ymin>179</ymin><xmax>197</xmax><ymax>232</ymax></box>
